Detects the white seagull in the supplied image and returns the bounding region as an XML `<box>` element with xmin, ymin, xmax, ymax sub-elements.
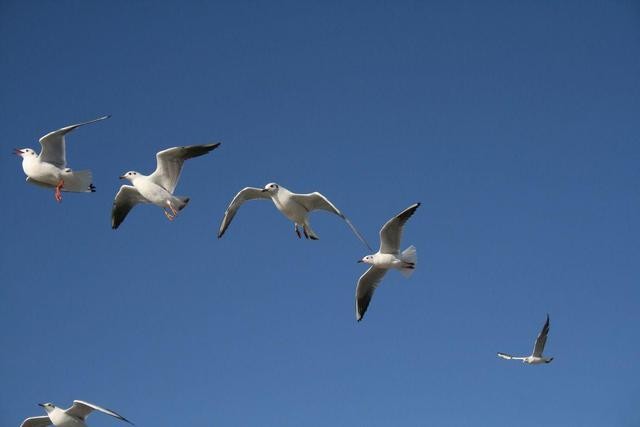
<box><xmin>20</xmin><ymin>400</ymin><xmax>133</xmax><ymax>427</ymax></box>
<box><xmin>112</xmin><ymin>143</ymin><xmax>220</xmax><ymax>229</ymax></box>
<box><xmin>355</xmin><ymin>202</ymin><xmax>420</xmax><ymax>321</ymax></box>
<box><xmin>217</xmin><ymin>182</ymin><xmax>372</xmax><ymax>249</ymax></box>
<box><xmin>497</xmin><ymin>314</ymin><xmax>554</xmax><ymax>365</ymax></box>
<box><xmin>14</xmin><ymin>116</ymin><xmax>109</xmax><ymax>202</ymax></box>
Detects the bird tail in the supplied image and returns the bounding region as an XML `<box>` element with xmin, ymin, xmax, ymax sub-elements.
<box><xmin>399</xmin><ymin>245</ymin><xmax>417</xmax><ymax>278</ymax></box>
<box><xmin>175</xmin><ymin>196</ymin><xmax>190</xmax><ymax>211</ymax></box>
<box><xmin>61</xmin><ymin>169</ymin><xmax>95</xmax><ymax>193</ymax></box>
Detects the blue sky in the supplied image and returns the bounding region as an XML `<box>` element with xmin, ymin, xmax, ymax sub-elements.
<box><xmin>1</xmin><ymin>1</ymin><xmax>639</xmax><ymax>426</ymax></box>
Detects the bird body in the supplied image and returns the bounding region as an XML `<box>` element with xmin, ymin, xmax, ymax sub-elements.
<box><xmin>218</xmin><ymin>182</ymin><xmax>371</xmax><ymax>249</ymax></box>
<box><xmin>47</xmin><ymin>407</ymin><xmax>83</xmax><ymax>427</ymax></box>
<box><xmin>125</xmin><ymin>173</ymin><xmax>186</xmax><ymax>209</ymax></box>
<box><xmin>14</xmin><ymin>116</ymin><xmax>108</xmax><ymax>201</ymax></box>
<box><xmin>497</xmin><ymin>314</ymin><xmax>554</xmax><ymax>365</ymax></box>
<box><xmin>20</xmin><ymin>401</ymin><xmax>133</xmax><ymax>427</ymax></box>
<box><xmin>355</xmin><ymin>203</ymin><xmax>420</xmax><ymax>321</ymax></box>
<box><xmin>111</xmin><ymin>143</ymin><xmax>219</xmax><ymax>229</ymax></box>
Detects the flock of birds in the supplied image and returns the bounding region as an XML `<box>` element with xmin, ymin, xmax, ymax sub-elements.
<box><xmin>15</xmin><ymin>116</ymin><xmax>554</xmax><ymax>427</ymax></box>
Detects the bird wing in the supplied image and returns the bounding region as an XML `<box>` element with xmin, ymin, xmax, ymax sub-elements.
<box><xmin>66</xmin><ymin>400</ymin><xmax>133</xmax><ymax>424</ymax></box>
<box><xmin>38</xmin><ymin>115</ymin><xmax>110</xmax><ymax>168</ymax></box>
<box><xmin>20</xmin><ymin>416</ymin><xmax>52</xmax><ymax>427</ymax></box>
<box><xmin>379</xmin><ymin>203</ymin><xmax>420</xmax><ymax>254</ymax></box>
<box><xmin>217</xmin><ymin>187</ymin><xmax>271</xmax><ymax>238</ymax></box>
<box><xmin>355</xmin><ymin>267</ymin><xmax>388</xmax><ymax>321</ymax></box>
<box><xmin>111</xmin><ymin>185</ymin><xmax>147</xmax><ymax>229</ymax></box>
<box><xmin>290</xmin><ymin>192</ymin><xmax>373</xmax><ymax>250</ymax></box>
<box><xmin>497</xmin><ymin>352</ymin><xmax>526</xmax><ymax>361</ymax></box>
<box><xmin>149</xmin><ymin>143</ymin><xmax>220</xmax><ymax>193</ymax></box>
<box><xmin>532</xmin><ymin>314</ymin><xmax>550</xmax><ymax>357</ymax></box>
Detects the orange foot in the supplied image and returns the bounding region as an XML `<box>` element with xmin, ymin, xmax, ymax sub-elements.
<box><xmin>54</xmin><ymin>180</ymin><xmax>64</xmax><ymax>203</ymax></box>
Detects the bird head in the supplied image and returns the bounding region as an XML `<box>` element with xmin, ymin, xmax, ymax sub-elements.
<box><xmin>14</xmin><ymin>148</ymin><xmax>36</xmax><ymax>158</ymax></box>
<box><xmin>119</xmin><ymin>171</ymin><xmax>140</xmax><ymax>181</ymax></box>
<box><xmin>358</xmin><ymin>255</ymin><xmax>375</xmax><ymax>265</ymax></box>
<box><xmin>261</xmin><ymin>182</ymin><xmax>280</xmax><ymax>194</ymax></box>
<box><xmin>38</xmin><ymin>403</ymin><xmax>56</xmax><ymax>413</ymax></box>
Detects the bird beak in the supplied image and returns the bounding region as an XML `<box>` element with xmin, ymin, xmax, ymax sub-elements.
<box><xmin>261</xmin><ymin>189</ymin><xmax>268</xmax><ymax>192</ymax></box>
<box><xmin>357</xmin><ymin>260</ymin><xmax>364</xmax><ymax>263</ymax></box>
<box><xmin>38</xmin><ymin>403</ymin><xmax>45</xmax><ymax>408</ymax></box>
<box><xmin>119</xmin><ymin>175</ymin><xmax>125</xmax><ymax>179</ymax></box>
<box><xmin>13</xmin><ymin>148</ymin><xmax>23</xmax><ymax>156</ymax></box>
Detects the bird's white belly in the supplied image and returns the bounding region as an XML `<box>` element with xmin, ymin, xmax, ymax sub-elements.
<box><xmin>23</xmin><ymin>159</ymin><xmax>61</xmax><ymax>186</ymax></box>
<box><xmin>273</xmin><ymin>196</ymin><xmax>306</xmax><ymax>223</ymax></box>
<box><xmin>134</xmin><ymin>180</ymin><xmax>172</xmax><ymax>207</ymax></box>
<box><xmin>50</xmin><ymin>412</ymin><xmax>85</xmax><ymax>427</ymax></box>
<box><xmin>372</xmin><ymin>253</ymin><xmax>402</xmax><ymax>269</ymax></box>
<box><xmin>526</xmin><ymin>357</ymin><xmax>546</xmax><ymax>365</ymax></box>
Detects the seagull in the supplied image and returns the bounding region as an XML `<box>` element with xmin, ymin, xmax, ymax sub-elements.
<box><xmin>497</xmin><ymin>314</ymin><xmax>554</xmax><ymax>364</ymax></box>
<box><xmin>355</xmin><ymin>202</ymin><xmax>420</xmax><ymax>321</ymax></box>
<box><xmin>111</xmin><ymin>143</ymin><xmax>220</xmax><ymax>229</ymax></box>
<box><xmin>14</xmin><ymin>116</ymin><xmax>109</xmax><ymax>202</ymax></box>
<box><xmin>20</xmin><ymin>400</ymin><xmax>133</xmax><ymax>427</ymax></box>
<box><xmin>217</xmin><ymin>182</ymin><xmax>372</xmax><ymax>249</ymax></box>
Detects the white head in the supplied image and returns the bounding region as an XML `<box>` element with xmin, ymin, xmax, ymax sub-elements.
<box><xmin>358</xmin><ymin>255</ymin><xmax>375</xmax><ymax>265</ymax></box>
<box><xmin>119</xmin><ymin>171</ymin><xmax>142</xmax><ymax>182</ymax></box>
<box><xmin>14</xmin><ymin>148</ymin><xmax>37</xmax><ymax>159</ymax></box>
<box><xmin>38</xmin><ymin>403</ymin><xmax>56</xmax><ymax>413</ymax></box>
<box><xmin>261</xmin><ymin>182</ymin><xmax>280</xmax><ymax>194</ymax></box>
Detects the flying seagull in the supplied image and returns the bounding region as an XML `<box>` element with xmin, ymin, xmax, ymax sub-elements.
<box><xmin>497</xmin><ymin>314</ymin><xmax>554</xmax><ymax>364</ymax></box>
<box><xmin>20</xmin><ymin>400</ymin><xmax>133</xmax><ymax>427</ymax></box>
<box><xmin>14</xmin><ymin>116</ymin><xmax>109</xmax><ymax>202</ymax></box>
<box><xmin>355</xmin><ymin>202</ymin><xmax>420</xmax><ymax>321</ymax></box>
<box><xmin>112</xmin><ymin>143</ymin><xmax>220</xmax><ymax>229</ymax></box>
<box><xmin>217</xmin><ymin>182</ymin><xmax>372</xmax><ymax>249</ymax></box>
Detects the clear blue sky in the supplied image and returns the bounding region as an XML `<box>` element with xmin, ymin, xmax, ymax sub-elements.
<box><xmin>2</xmin><ymin>1</ymin><xmax>639</xmax><ymax>426</ymax></box>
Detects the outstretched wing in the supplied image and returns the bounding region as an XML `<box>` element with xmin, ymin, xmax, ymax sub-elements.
<box><xmin>290</xmin><ymin>192</ymin><xmax>372</xmax><ymax>251</ymax></box>
<box><xmin>532</xmin><ymin>314</ymin><xmax>550</xmax><ymax>357</ymax></box>
<box><xmin>355</xmin><ymin>267</ymin><xmax>388</xmax><ymax>321</ymax></box>
<box><xmin>497</xmin><ymin>352</ymin><xmax>526</xmax><ymax>361</ymax></box>
<box><xmin>112</xmin><ymin>185</ymin><xmax>147</xmax><ymax>229</ymax></box>
<box><xmin>20</xmin><ymin>416</ymin><xmax>52</xmax><ymax>427</ymax></box>
<box><xmin>66</xmin><ymin>400</ymin><xmax>133</xmax><ymax>425</ymax></box>
<box><xmin>379</xmin><ymin>203</ymin><xmax>420</xmax><ymax>254</ymax></box>
<box><xmin>38</xmin><ymin>115</ymin><xmax>110</xmax><ymax>168</ymax></box>
<box><xmin>218</xmin><ymin>187</ymin><xmax>271</xmax><ymax>238</ymax></box>
<box><xmin>149</xmin><ymin>143</ymin><xmax>220</xmax><ymax>193</ymax></box>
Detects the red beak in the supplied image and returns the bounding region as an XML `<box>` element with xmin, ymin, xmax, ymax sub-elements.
<box><xmin>13</xmin><ymin>148</ymin><xmax>24</xmax><ymax>156</ymax></box>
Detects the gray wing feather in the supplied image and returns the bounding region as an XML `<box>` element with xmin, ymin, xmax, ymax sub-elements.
<box><xmin>38</xmin><ymin>115</ymin><xmax>110</xmax><ymax>168</ymax></box>
<box><xmin>218</xmin><ymin>187</ymin><xmax>271</xmax><ymax>238</ymax></box>
<box><xmin>532</xmin><ymin>314</ymin><xmax>550</xmax><ymax>357</ymax></box>
<box><xmin>111</xmin><ymin>185</ymin><xmax>147</xmax><ymax>229</ymax></box>
<box><xmin>20</xmin><ymin>416</ymin><xmax>52</xmax><ymax>427</ymax></box>
<box><xmin>379</xmin><ymin>203</ymin><xmax>420</xmax><ymax>254</ymax></box>
<box><xmin>355</xmin><ymin>267</ymin><xmax>388</xmax><ymax>321</ymax></box>
<box><xmin>149</xmin><ymin>143</ymin><xmax>220</xmax><ymax>193</ymax></box>
<box><xmin>66</xmin><ymin>400</ymin><xmax>133</xmax><ymax>425</ymax></box>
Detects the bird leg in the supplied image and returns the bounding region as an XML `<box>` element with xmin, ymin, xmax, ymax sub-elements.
<box><xmin>163</xmin><ymin>209</ymin><xmax>175</xmax><ymax>221</ymax></box>
<box><xmin>54</xmin><ymin>180</ymin><xmax>64</xmax><ymax>202</ymax></box>
<box><xmin>302</xmin><ymin>227</ymin><xmax>309</xmax><ymax>239</ymax></box>
<box><xmin>168</xmin><ymin>202</ymin><xmax>178</xmax><ymax>216</ymax></box>
<box><xmin>163</xmin><ymin>201</ymin><xmax>179</xmax><ymax>221</ymax></box>
<box><xmin>295</xmin><ymin>224</ymin><xmax>302</xmax><ymax>239</ymax></box>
